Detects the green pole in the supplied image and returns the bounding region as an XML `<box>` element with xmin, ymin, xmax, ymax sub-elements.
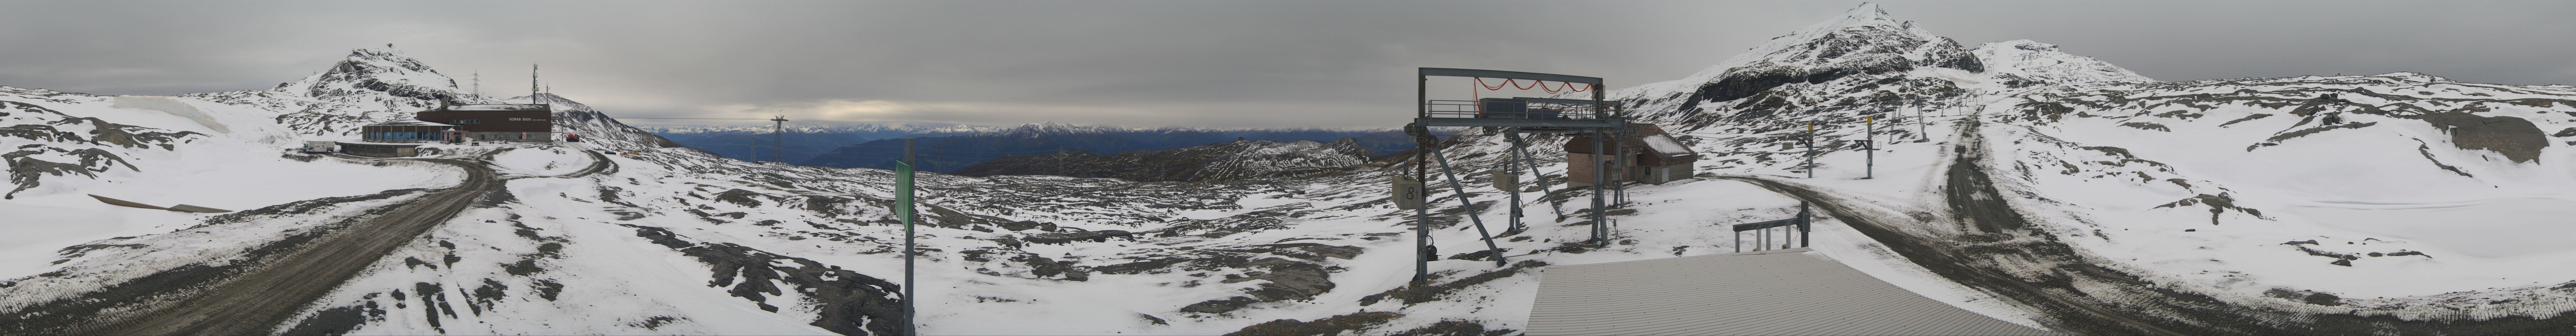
<box><xmin>899</xmin><ymin>139</ymin><xmax>917</xmax><ymax>335</ymax></box>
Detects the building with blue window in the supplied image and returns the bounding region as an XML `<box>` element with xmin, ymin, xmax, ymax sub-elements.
<box><xmin>360</xmin><ymin>120</ymin><xmax>456</xmax><ymax>142</ymax></box>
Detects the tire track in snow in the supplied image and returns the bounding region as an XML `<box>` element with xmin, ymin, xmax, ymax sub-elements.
<box><xmin>1720</xmin><ymin>114</ymin><xmax>2189</xmax><ymax>335</ymax></box>
<box><xmin>71</xmin><ymin>158</ymin><xmax>498</xmax><ymax>335</ymax></box>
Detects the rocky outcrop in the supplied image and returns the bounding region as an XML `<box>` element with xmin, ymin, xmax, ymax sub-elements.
<box><xmin>2421</xmin><ymin>112</ymin><xmax>2549</xmax><ymax>163</ymax></box>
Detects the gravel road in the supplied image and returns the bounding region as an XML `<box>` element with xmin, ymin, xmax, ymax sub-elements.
<box><xmin>59</xmin><ymin>149</ymin><xmax>611</xmax><ymax>335</ymax></box>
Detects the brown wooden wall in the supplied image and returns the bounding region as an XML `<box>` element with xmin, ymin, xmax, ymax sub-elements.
<box><xmin>417</xmin><ymin>111</ymin><xmax>552</xmax><ymax>133</ymax></box>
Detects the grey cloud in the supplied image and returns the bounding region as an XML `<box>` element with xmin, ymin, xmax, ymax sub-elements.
<box><xmin>4</xmin><ymin>1</ymin><xmax>2571</xmax><ymax>129</ymax></box>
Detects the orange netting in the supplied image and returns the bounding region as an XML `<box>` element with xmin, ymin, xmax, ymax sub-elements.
<box><xmin>1474</xmin><ymin>77</ymin><xmax>1594</xmax><ymax>94</ymax></box>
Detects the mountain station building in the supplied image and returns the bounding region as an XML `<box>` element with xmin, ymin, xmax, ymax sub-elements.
<box><xmin>417</xmin><ymin>103</ymin><xmax>553</xmax><ymax>141</ymax></box>
<box><xmin>359</xmin><ymin>120</ymin><xmax>455</xmax><ymax>142</ymax></box>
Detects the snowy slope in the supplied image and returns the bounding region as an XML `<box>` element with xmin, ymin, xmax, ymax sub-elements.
<box><xmin>1586</xmin><ymin>3</ymin><xmax>2576</xmax><ymax>333</ymax></box>
<box><xmin>1983</xmin><ymin>73</ymin><xmax>2576</xmax><ymax>303</ymax></box>
<box><xmin>3</xmin><ymin>46</ymin><xmax>1833</xmax><ymax>336</ymax></box>
<box><xmin>10</xmin><ymin>3</ymin><xmax>2576</xmax><ymax>335</ymax></box>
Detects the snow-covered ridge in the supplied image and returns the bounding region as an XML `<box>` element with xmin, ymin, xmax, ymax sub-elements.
<box><xmin>11</xmin><ymin>2</ymin><xmax>2576</xmax><ymax>334</ymax></box>
<box><xmin>1600</xmin><ymin>3</ymin><xmax>2149</xmax><ymax>137</ymax></box>
<box><xmin>1970</xmin><ymin>40</ymin><xmax>2153</xmax><ymax>89</ymax></box>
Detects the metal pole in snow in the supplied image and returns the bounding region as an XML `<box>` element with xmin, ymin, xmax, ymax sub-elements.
<box><xmin>900</xmin><ymin>138</ymin><xmax>917</xmax><ymax>336</ymax></box>
<box><xmin>1611</xmin><ymin>122</ymin><xmax>1627</xmax><ymax>208</ymax></box>
<box><xmin>1576</xmin><ymin>127</ymin><xmax>1597</xmax><ymax>245</ymax></box>
<box><xmin>1864</xmin><ymin>117</ymin><xmax>1874</xmax><ymax>179</ymax></box>
<box><xmin>1413</xmin><ymin>74</ymin><xmax>1431</xmax><ymax>287</ymax></box>
<box><xmin>1805</xmin><ymin>124</ymin><xmax>1815</xmax><ymax>178</ymax></box>
<box><xmin>1503</xmin><ymin>132</ymin><xmax>1524</xmax><ymax>233</ymax></box>
<box><xmin>1799</xmin><ymin>201</ymin><xmax>1811</xmax><ymax>248</ymax></box>
<box><xmin>1411</xmin><ymin>140</ymin><xmax>1431</xmax><ymax>284</ymax></box>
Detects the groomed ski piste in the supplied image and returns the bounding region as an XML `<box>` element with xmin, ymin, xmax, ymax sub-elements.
<box><xmin>4</xmin><ymin>3</ymin><xmax>2575</xmax><ymax>335</ymax></box>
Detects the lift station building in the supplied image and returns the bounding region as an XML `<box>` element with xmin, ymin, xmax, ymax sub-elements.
<box><xmin>417</xmin><ymin>103</ymin><xmax>553</xmax><ymax>141</ymax></box>
<box><xmin>1564</xmin><ymin>123</ymin><xmax>1697</xmax><ymax>187</ymax></box>
<box><xmin>359</xmin><ymin>120</ymin><xmax>455</xmax><ymax>142</ymax></box>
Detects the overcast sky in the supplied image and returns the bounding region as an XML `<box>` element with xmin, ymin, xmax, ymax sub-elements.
<box><xmin>5</xmin><ymin>1</ymin><xmax>2573</xmax><ymax>128</ymax></box>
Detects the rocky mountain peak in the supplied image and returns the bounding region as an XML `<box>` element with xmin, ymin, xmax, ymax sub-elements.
<box><xmin>275</xmin><ymin>46</ymin><xmax>464</xmax><ymax>103</ymax></box>
<box><xmin>254</xmin><ymin>45</ymin><xmax>476</xmax><ymax>121</ymax></box>
<box><xmin>1608</xmin><ymin>3</ymin><xmax>1989</xmax><ymax>124</ymax></box>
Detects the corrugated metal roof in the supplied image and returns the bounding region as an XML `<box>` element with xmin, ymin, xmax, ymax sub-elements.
<box><xmin>367</xmin><ymin>120</ymin><xmax>455</xmax><ymax>126</ymax></box>
<box><xmin>439</xmin><ymin>103</ymin><xmax>550</xmax><ymax>111</ymax></box>
<box><xmin>1527</xmin><ymin>248</ymin><xmax>2059</xmax><ymax>336</ymax></box>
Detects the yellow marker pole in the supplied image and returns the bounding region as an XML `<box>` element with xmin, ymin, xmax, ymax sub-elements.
<box><xmin>1864</xmin><ymin>117</ymin><xmax>1875</xmax><ymax>179</ymax></box>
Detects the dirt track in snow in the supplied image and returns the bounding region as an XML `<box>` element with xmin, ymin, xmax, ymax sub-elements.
<box><xmin>1721</xmin><ymin>116</ymin><xmax>2576</xmax><ymax>335</ymax></box>
<box><xmin>56</xmin><ymin>149</ymin><xmax>612</xmax><ymax>335</ymax></box>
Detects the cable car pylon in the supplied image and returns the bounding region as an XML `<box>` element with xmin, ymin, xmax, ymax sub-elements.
<box><xmin>1406</xmin><ymin>68</ymin><xmax>1624</xmax><ymax>286</ymax></box>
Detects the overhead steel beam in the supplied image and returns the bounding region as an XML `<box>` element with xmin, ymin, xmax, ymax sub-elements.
<box><xmin>1418</xmin><ymin>117</ymin><xmax>1624</xmax><ymax>128</ymax></box>
<box><xmin>1511</xmin><ymin>97</ymin><xmax>1622</xmax><ymax>106</ymax></box>
<box><xmin>1420</xmin><ymin>68</ymin><xmax>1602</xmax><ymax>84</ymax></box>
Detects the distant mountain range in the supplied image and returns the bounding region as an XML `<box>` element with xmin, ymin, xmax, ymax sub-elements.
<box><xmin>949</xmin><ymin>137</ymin><xmax>1380</xmax><ymax>182</ymax></box>
<box><xmin>635</xmin><ymin>124</ymin><xmax>996</xmax><ymax>163</ymax></box>
<box><xmin>791</xmin><ymin>122</ymin><xmax>1422</xmax><ymax>173</ymax></box>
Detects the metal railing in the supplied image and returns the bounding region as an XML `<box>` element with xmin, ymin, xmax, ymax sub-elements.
<box><xmin>1424</xmin><ymin>100</ymin><xmax>1609</xmax><ymax>120</ymax></box>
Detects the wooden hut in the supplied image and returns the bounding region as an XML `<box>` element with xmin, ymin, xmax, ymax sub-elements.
<box><xmin>1563</xmin><ymin>123</ymin><xmax>1697</xmax><ymax>187</ymax></box>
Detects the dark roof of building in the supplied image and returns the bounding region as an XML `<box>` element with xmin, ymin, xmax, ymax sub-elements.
<box><xmin>435</xmin><ymin>103</ymin><xmax>550</xmax><ymax>112</ymax></box>
<box><xmin>365</xmin><ymin>120</ymin><xmax>455</xmax><ymax>127</ymax></box>
<box><xmin>1564</xmin><ymin>123</ymin><xmax>1694</xmax><ymax>161</ymax></box>
<box><xmin>1527</xmin><ymin>248</ymin><xmax>2059</xmax><ymax>336</ymax></box>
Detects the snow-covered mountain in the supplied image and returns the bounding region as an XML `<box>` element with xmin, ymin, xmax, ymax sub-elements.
<box><xmin>1</xmin><ymin>45</ymin><xmax>1534</xmax><ymax>336</ymax></box>
<box><xmin>169</xmin><ymin>46</ymin><xmax>495</xmax><ymax>138</ymax></box>
<box><xmin>1605</xmin><ymin>4</ymin><xmax>2149</xmax><ymax>139</ymax></box>
<box><xmin>7</xmin><ymin>3</ymin><xmax>2576</xmax><ymax>336</ymax></box>
<box><xmin>1971</xmin><ymin>39</ymin><xmax>2152</xmax><ymax>89</ymax></box>
<box><xmin>1567</xmin><ymin>3</ymin><xmax>2576</xmax><ymax>334</ymax></box>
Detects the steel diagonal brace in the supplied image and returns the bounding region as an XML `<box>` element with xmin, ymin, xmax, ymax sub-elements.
<box><xmin>1429</xmin><ymin>143</ymin><xmax>1509</xmax><ymax>267</ymax></box>
<box><xmin>1506</xmin><ymin>132</ymin><xmax>1565</xmax><ymax>220</ymax></box>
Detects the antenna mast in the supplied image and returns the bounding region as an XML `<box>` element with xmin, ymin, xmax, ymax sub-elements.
<box><xmin>471</xmin><ymin>72</ymin><xmax>481</xmax><ymax>101</ymax></box>
<box><xmin>529</xmin><ymin>64</ymin><xmax>540</xmax><ymax>103</ymax></box>
<box><xmin>771</xmin><ymin>114</ymin><xmax>788</xmax><ymax>163</ymax></box>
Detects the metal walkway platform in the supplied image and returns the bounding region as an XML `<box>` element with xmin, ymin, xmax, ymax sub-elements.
<box><xmin>1527</xmin><ymin>248</ymin><xmax>2060</xmax><ymax>336</ymax></box>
